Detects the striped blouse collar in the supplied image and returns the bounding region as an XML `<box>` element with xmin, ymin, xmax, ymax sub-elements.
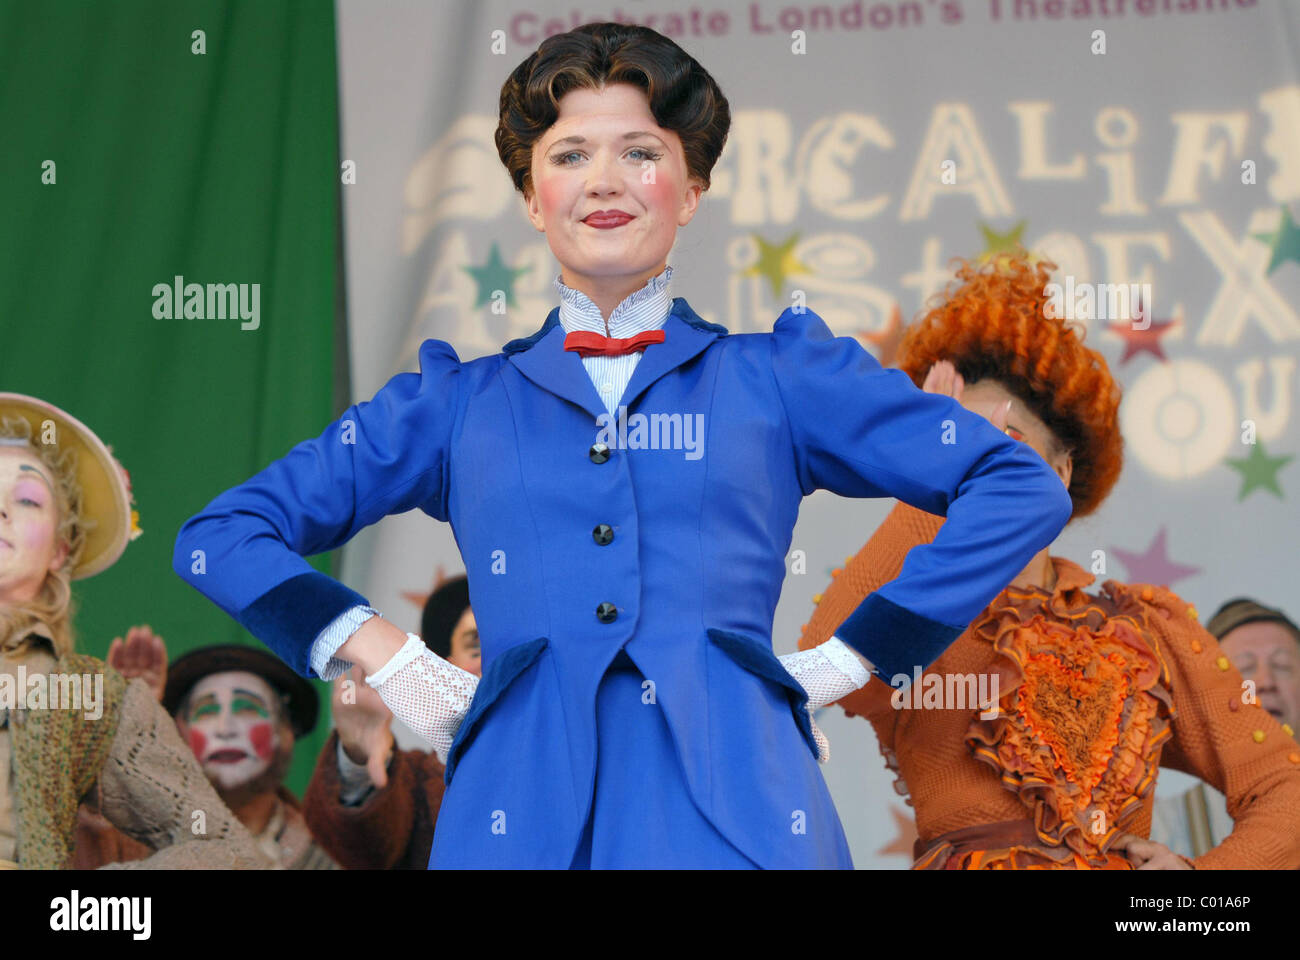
<box><xmin>554</xmin><ymin>265</ymin><xmax>673</xmax><ymax>339</ymax></box>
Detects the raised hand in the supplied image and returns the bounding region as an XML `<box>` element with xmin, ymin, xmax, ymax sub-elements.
<box><xmin>333</xmin><ymin>665</ymin><xmax>395</xmax><ymax>790</ymax></box>
<box><xmin>106</xmin><ymin>624</ymin><xmax>168</xmax><ymax>702</ymax></box>
<box><xmin>922</xmin><ymin>360</ymin><xmax>1011</xmax><ymax>433</ymax></box>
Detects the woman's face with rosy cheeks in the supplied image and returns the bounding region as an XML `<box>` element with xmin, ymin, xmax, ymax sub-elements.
<box><xmin>177</xmin><ymin>671</ymin><xmax>283</xmax><ymax>792</ymax></box>
<box><xmin>0</xmin><ymin>446</ymin><xmax>68</xmax><ymax>606</ymax></box>
<box><xmin>525</xmin><ymin>83</ymin><xmax>703</xmax><ymax>303</ymax></box>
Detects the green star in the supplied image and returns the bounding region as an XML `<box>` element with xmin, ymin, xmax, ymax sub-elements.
<box><xmin>746</xmin><ymin>232</ymin><xmax>810</xmax><ymax>300</ymax></box>
<box><xmin>1252</xmin><ymin>206</ymin><xmax>1300</xmax><ymax>275</ymax></box>
<box><xmin>1225</xmin><ymin>439</ymin><xmax>1293</xmax><ymax>501</ymax></box>
<box><xmin>977</xmin><ymin>220</ymin><xmax>1027</xmax><ymax>263</ymax></box>
<box><xmin>463</xmin><ymin>242</ymin><xmax>530</xmax><ymax>308</ymax></box>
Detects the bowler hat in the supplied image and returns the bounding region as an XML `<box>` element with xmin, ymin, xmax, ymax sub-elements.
<box><xmin>163</xmin><ymin>644</ymin><xmax>319</xmax><ymax>737</ymax></box>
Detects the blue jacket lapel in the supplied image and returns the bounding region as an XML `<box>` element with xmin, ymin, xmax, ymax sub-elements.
<box><xmin>506</xmin><ymin>308</ymin><xmax>608</xmax><ymax>421</ymax></box>
<box><xmin>619</xmin><ymin>298</ymin><xmax>727</xmax><ymax>411</ymax></box>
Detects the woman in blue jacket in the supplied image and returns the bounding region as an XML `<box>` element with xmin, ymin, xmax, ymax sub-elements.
<box><xmin>174</xmin><ymin>22</ymin><xmax>1073</xmax><ymax>868</ymax></box>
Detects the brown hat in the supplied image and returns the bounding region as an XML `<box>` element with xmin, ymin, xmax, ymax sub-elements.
<box><xmin>1205</xmin><ymin>597</ymin><xmax>1300</xmax><ymax>645</ymax></box>
<box><xmin>163</xmin><ymin>644</ymin><xmax>319</xmax><ymax>737</ymax></box>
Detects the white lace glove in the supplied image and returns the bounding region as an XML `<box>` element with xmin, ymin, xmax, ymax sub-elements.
<box><xmin>778</xmin><ymin>637</ymin><xmax>872</xmax><ymax>764</ymax></box>
<box><xmin>364</xmin><ymin>635</ymin><xmax>479</xmax><ymax>763</ymax></box>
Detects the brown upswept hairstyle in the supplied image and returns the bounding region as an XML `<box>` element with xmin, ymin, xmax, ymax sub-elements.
<box><xmin>897</xmin><ymin>252</ymin><xmax>1123</xmax><ymax>520</ymax></box>
<box><xmin>0</xmin><ymin>415</ymin><xmax>87</xmax><ymax>659</ymax></box>
<box><xmin>495</xmin><ymin>22</ymin><xmax>731</xmax><ymax>198</ymax></box>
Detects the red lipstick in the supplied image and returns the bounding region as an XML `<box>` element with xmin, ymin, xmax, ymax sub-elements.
<box><xmin>207</xmin><ymin>749</ymin><xmax>249</xmax><ymax>764</ymax></box>
<box><xmin>583</xmin><ymin>210</ymin><xmax>634</xmax><ymax>229</ymax></box>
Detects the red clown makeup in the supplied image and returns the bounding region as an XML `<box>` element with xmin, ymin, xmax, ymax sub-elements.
<box><xmin>176</xmin><ymin>670</ymin><xmax>283</xmax><ymax>792</ymax></box>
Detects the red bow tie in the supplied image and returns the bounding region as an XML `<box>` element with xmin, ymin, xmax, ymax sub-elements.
<box><xmin>563</xmin><ymin>329</ymin><xmax>665</xmax><ymax>358</ymax></box>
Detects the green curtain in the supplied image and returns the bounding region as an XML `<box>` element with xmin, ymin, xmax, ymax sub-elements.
<box><xmin>0</xmin><ymin>0</ymin><xmax>344</xmax><ymax>797</ymax></box>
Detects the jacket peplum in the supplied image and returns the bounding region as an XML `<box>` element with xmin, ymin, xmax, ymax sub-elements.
<box><xmin>174</xmin><ymin>297</ymin><xmax>1073</xmax><ymax>868</ymax></box>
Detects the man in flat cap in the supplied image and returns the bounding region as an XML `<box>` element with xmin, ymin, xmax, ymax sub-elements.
<box><xmin>1210</xmin><ymin>599</ymin><xmax>1300</xmax><ymax>735</ymax></box>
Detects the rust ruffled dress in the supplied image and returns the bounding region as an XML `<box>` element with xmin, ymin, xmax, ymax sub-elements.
<box><xmin>801</xmin><ymin>503</ymin><xmax>1300</xmax><ymax>869</ymax></box>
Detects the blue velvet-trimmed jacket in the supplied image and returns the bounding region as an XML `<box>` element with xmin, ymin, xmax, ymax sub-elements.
<box><xmin>173</xmin><ymin>298</ymin><xmax>1073</xmax><ymax>868</ymax></box>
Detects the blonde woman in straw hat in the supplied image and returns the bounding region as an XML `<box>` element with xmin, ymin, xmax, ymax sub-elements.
<box><xmin>0</xmin><ymin>392</ymin><xmax>266</xmax><ymax>869</ymax></box>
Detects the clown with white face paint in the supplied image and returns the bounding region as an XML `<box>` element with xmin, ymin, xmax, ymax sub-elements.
<box><xmin>164</xmin><ymin>645</ymin><xmax>339</xmax><ymax>870</ymax></box>
<box><xmin>178</xmin><ymin>671</ymin><xmax>283</xmax><ymax>796</ymax></box>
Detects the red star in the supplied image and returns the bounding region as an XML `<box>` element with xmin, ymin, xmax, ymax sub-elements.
<box><xmin>877</xmin><ymin>803</ymin><xmax>919</xmax><ymax>859</ymax></box>
<box><xmin>858</xmin><ymin>303</ymin><xmax>904</xmax><ymax>368</ymax></box>
<box><xmin>1107</xmin><ymin>297</ymin><xmax>1177</xmax><ymax>364</ymax></box>
<box><xmin>401</xmin><ymin>564</ymin><xmax>453</xmax><ymax>610</ymax></box>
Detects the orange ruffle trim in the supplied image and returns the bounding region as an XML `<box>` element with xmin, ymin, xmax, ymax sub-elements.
<box><xmin>938</xmin><ymin>847</ymin><xmax>1135</xmax><ymax>870</ymax></box>
<box><xmin>962</xmin><ymin>579</ymin><xmax>1174</xmax><ymax>867</ymax></box>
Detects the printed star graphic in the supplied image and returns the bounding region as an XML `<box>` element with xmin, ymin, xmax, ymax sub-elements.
<box><xmin>1252</xmin><ymin>206</ymin><xmax>1300</xmax><ymax>275</ymax></box>
<box><xmin>401</xmin><ymin>565</ymin><xmax>454</xmax><ymax>610</ymax></box>
<box><xmin>877</xmin><ymin>804</ymin><xmax>919</xmax><ymax>859</ymax></box>
<box><xmin>746</xmin><ymin>232</ymin><xmax>810</xmax><ymax>300</ymax></box>
<box><xmin>977</xmin><ymin>220</ymin><xmax>1027</xmax><ymax>265</ymax></box>
<box><xmin>463</xmin><ymin>242</ymin><xmax>530</xmax><ymax>308</ymax></box>
<box><xmin>1107</xmin><ymin>297</ymin><xmax>1177</xmax><ymax>364</ymax></box>
<box><xmin>858</xmin><ymin>303</ymin><xmax>904</xmax><ymax>368</ymax></box>
<box><xmin>1225</xmin><ymin>439</ymin><xmax>1293</xmax><ymax>501</ymax></box>
<box><xmin>1110</xmin><ymin>527</ymin><xmax>1201</xmax><ymax>588</ymax></box>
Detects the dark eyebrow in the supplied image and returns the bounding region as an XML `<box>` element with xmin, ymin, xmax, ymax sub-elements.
<box><xmin>549</xmin><ymin>131</ymin><xmax>666</xmax><ymax>148</ymax></box>
<box><xmin>232</xmin><ymin>688</ymin><xmax>270</xmax><ymax>706</ymax></box>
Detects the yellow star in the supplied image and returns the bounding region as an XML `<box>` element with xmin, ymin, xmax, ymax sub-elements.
<box><xmin>979</xmin><ymin>220</ymin><xmax>1022</xmax><ymax>254</ymax></box>
<box><xmin>977</xmin><ymin>221</ymin><xmax>1043</xmax><ymax>271</ymax></box>
<box><xmin>746</xmin><ymin>233</ymin><xmax>811</xmax><ymax>300</ymax></box>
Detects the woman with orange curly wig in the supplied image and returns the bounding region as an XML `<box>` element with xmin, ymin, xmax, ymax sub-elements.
<box><xmin>800</xmin><ymin>251</ymin><xmax>1300</xmax><ymax>870</ymax></box>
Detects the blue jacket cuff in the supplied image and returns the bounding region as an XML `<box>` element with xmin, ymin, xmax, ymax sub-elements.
<box><xmin>834</xmin><ymin>591</ymin><xmax>963</xmax><ymax>679</ymax></box>
<box><xmin>240</xmin><ymin>572</ymin><xmax>370</xmax><ymax>678</ymax></box>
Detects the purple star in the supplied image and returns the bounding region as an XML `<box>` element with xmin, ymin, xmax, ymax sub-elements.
<box><xmin>1109</xmin><ymin>527</ymin><xmax>1201</xmax><ymax>588</ymax></box>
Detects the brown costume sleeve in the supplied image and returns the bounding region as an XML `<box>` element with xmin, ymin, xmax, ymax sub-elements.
<box><xmin>1143</xmin><ymin>586</ymin><xmax>1300</xmax><ymax>869</ymax></box>
<box><xmin>800</xmin><ymin>501</ymin><xmax>946</xmax><ymax>727</ymax></box>
<box><xmin>301</xmin><ymin>730</ymin><xmax>422</xmax><ymax>870</ymax></box>
<box><xmin>95</xmin><ymin>679</ymin><xmax>270</xmax><ymax>869</ymax></box>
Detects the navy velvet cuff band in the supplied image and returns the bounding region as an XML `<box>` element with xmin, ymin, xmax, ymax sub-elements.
<box><xmin>240</xmin><ymin>572</ymin><xmax>370</xmax><ymax>677</ymax></box>
<box><xmin>834</xmin><ymin>591</ymin><xmax>964</xmax><ymax>679</ymax></box>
